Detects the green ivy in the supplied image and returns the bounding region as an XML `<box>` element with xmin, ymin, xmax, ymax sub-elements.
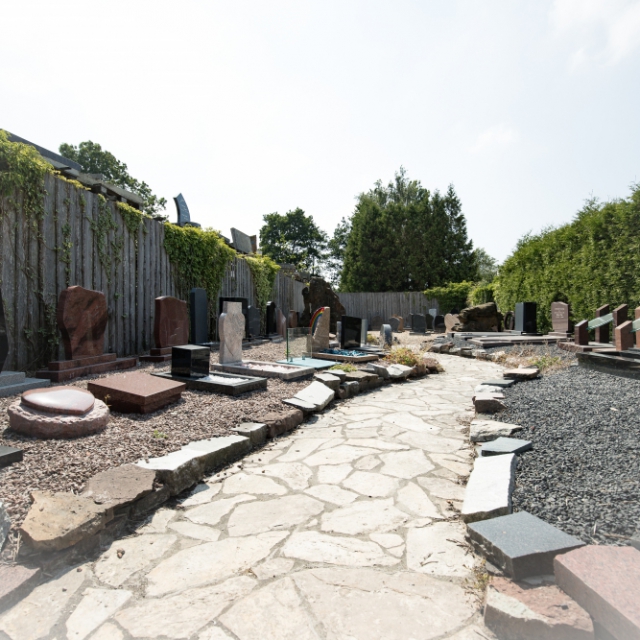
<box><xmin>89</xmin><ymin>195</ymin><xmax>121</xmax><ymax>285</ymax></box>
<box><xmin>468</xmin><ymin>281</ymin><xmax>495</xmax><ymax>306</ymax></box>
<box><xmin>163</xmin><ymin>223</ymin><xmax>236</xmax><ymax>314</ymax></box>
<box><xmin>424</xmin><ymin>281</ymin><xmax>475</xmax><ymax>313</ymax></box>
<box><xmin>117</xmin><ymin>201</ymin><xmax>150</xmax><ymax>241</ymax></box>
<box><xmin>244</xmin><ymin>254</ymin><xmax>280</xmax><ymax>331</ymax></box>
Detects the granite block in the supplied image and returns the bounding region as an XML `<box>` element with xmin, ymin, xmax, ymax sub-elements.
<box><xmin>0</xmin><ymin>445</ymin><xmax>23</xmax><ymax>469</ymax></box>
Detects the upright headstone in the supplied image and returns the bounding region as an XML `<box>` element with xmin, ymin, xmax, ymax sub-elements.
<box><xmin>218</xmin><ymin>297</ymin><xmax>249</xmax><ymax>338</ymax></box>
<box><xmin>613</xmin><ymin>304</ymin><xmax>628</xmax><ymax>330</ymax></box>
<box><xmin>247</xmin><ymin>306</ymin><xmax>261</xmax><ymax>338</ymax></box>
<box><xmin>615</xmin><ymin>320</ymin><xmax>633</xmax><ymax>352</ymax></box>
<box><xmin>392</xmin><ymin>315</ymin><xmax>404</xmax><ymax>331</ymax></box>
<box><xmin>434</xmin><ymin>315</ymin><xmax>445</xmax><ymax>331</ymax></box>
<box><xmin>288</xmin><ymin>310</ymin><xmax>298</xmax><ymax>329</ymax></box>
<box><xmin>574</xmin><ymin>320</ymin><xmax>589</xmax><ymax>346</ymax></box>
<box><xmin>0</xmin><ymin>289</ymin><xmax>8</xmax><ymax>370</ymax></box>
<box><xmin>341</xmin><ymin>316</ymin><xmax>363</xmax><ymax>349</ymax></box>
<box><xmin>219</xmin><ymin>302</ymin><xmax>245</xmax><ymax>364</ymax></box>
<box><xmin>515</xmin><ymin>302</ymin><xmax>537</xmax><ymax>334</ymax></box>
<box><xmin>231</xmin><ymin>228</ymin><xmax>254</xmax><ymax>255</ymax></box>
<box><xmin>594</xmin><ymin>304</ymin><xmax>610</xmax><ymax>344</ymax></box>
<box><xmin>190</xmin><ymin>288</ymin><xmax>209</xmax><ymax>344</ymax></box>
<box><xmin>266</xmin><ymin>302</ymin><xmax>277</xmax><ymax>335</ymax></box>
<box><xmin>276</xmin><ymin>308</ymin><xmax>287</xmax><ymax>339</ymax></box>
<box><xmin>174</xmin><ymin>193</ymin><xmax>201</xmax><ymax>228</ymax></box>
<box><xmin>550</xmin><ymin>302</ymin><xmax>571</xmax><ymax>337</ymax></box>
<box><xmin>58</xmin><ymin>286</ymin><xmax>108</xmax><ymax>358</ymax></box>
<box><xmin>379</xmin><ymin>324</ymin><xmax>393</xmax><ymax>347</ymax></box>
<box><xmin>311</xmin><ymin>307</ymin><xmax>331</xmax><ymax>351</ymax></box>
<box><xmin>360</xmin><ymin>318</ymin><xmax>368</xmax><ymax>346</ymax></box>
<box><xmin>425</xmin><ymin>314</ymin><xmax>434</xmax><ymax>330</ymax></box>
<box><xmin>411</xmin><ymin>314</ymin><xmax>427</xmax><ymax>334</ymax></box>
<box><xmin>154</xmin><ymin>296</ymin><xmax>189</xmax><ymax>348</ymax></box>
<box><xmin>388</xmin><ymin>317</ymin><xmax>400</xmax><ymax>332</ymax></box>
<box><xmin>370</xmin><ymin>315</ymin><xmax>383</xmax><ymax>331</ymax></box>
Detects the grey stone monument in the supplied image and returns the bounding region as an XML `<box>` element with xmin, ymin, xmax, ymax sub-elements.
<box><xmin>379</xmin><ymin>324</ymin><xmax>392</xmax><ymax>347</ymax></box>
<box><xmin>231</xmin><ymin>228</ymin><xmax>254</xmax><ymax>255</ymax></box>
<box><xmin>190</xmin><ymin>288</ymin><xmax>209</xmax><ymax>344</ymax></box>
<box><xmin>174</xmin><ymin>194</ymin><xmax>201</xmax><ymax>228</ymax></box>
<box><xmin>219</xmin><ymin>302</ymin><xmax>245</xmax><ymax>363</ymax></box>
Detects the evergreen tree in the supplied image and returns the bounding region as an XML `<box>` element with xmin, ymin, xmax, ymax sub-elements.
<box><xmin>341</xmin><ymin>169</ymin><xmax>476</xmax><ymax>292</ymax></box>
<box><xmin>325</xmin><ymin>217</ymin><xmax>351</xmax><ymax>288</ymax></box>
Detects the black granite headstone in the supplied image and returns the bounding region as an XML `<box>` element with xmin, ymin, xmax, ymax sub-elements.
<box><xmin>266</xmin><ymin>302</ymin><xmax>277</xmax><ymax>335</ymax></box>
<box><xmin>190</xmin><ymin>288</ymin><xmax>209</xmax><ymax>344</ymax></box>
<box><xmin>341</xmin><ymin>316</ymin><xmax>363</xmax><ymax>349</ymax></box>
<box><xmin>219</xmin><ymin>297</ymin><xmax>249</xmax><ymax>338</ymax></box>
<box><xmin>425</xmin><ymin>314</ymin><xmax>434</xmax><ymax>330</ymax></box>
<box><xmin>434</xmin><ymin>315</ymin><xmax>445</xmax><ymax>330</ymax></box>
<box><xmin>515</xmin><ymin>302</ymin><xmax>537</xmax><ymax>334</ymax></box>
<box><xmin>0</xmin><ymin>289</ymin><xmax>7</xmax><ymax>370</ymax></box>
<box><xmin>247</xmin><ymin>306</ymin><xmax>261</xmax><ymax>338</ymax></box>
<box><xmin>172</xmin><ymin>345</ymin><xmax>210</xmax><ymax>378</ymax></box>
<box><xmin>0</xmin><ymin>445</ymin><xmax>23</xmax><ymax>469</ymax></box>
<box><xmin>387</xmin><ymin>317</ymin><xmax>400</xmax><ymax>332</ymax></box>
<box><xmin>411</xmin><ymin>314</ymin><xmax>427</xmax><ymax>333</ymax></box>
<box><xmin>174</xmin><ymin>193</ymin><xmax>201</xmax><ymax>228</ymax></box>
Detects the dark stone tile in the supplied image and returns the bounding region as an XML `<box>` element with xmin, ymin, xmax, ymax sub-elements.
<box><xmin>481</xmin><ymin>437</ymin><xmax>533</xmax><ymax>456</ymax></box>
<box><xmin>0</xmin><ymin>445</ymin><xmax>23</xmax><ymax>469</ymax></box>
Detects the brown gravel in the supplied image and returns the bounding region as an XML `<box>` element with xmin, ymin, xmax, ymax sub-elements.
<box><xmin>0</xmin><ymin>340</ymin><xmax>307</xmax><ymax>531</ymax></box>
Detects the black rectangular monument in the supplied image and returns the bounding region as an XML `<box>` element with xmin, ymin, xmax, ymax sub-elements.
<box><xmin>515</xmin><ymin>302</ymin><xmax>538</xmax><ymax>334</ymax></box>
<box><xmin>190</xmin><ymin>288</ymin><xmax>209</xmax><ymax>344</ymax></box>
<box><xmin>340</xmin><ymin>316</ymin><xmax>363</xmax><ymax>349</ymax></box>
<box><xmin>172</xmin><ymin>345</ymin><xmax>210</xmax><ymax>378</ymax></box>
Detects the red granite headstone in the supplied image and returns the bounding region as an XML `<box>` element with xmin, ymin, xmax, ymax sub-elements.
<box><xmin>615</xmin><ymin>320</ymin><xmax>633</xmax><ymax>352</ymax></box>
<box><xmin>551</xmin><ymin>302</ymin><xmax>571</xmax><ymax>335</ymax></box>
<box><xmin>594</xmin><ymin>304</ymin><xmax>610</xmax><ymax>344</ymax></box>
<box><xmin>574</xmin><ymin>320</ymin><xmax>589</xmax><ymax>346</ymax></box>
<box><xmin>57</xmin><ymin>286</ymin><xmax>108</xmax><ymax>359</ymax></box>
<box><xmin>288</xmin><ymin>310</ymin><xmax>298</xmax><ymax>329</ymax></box>
<box><xmin>154</xmin><ymin>296</ymin><xmax>189</xmax><ymax>348</ymax></box>
<box><xmin>612</xmin><ymin>304</ymin><xmax>628</xmax><ymax>330</ymax></box>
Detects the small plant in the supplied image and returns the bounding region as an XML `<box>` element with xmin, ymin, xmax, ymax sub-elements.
<box><xmin>385</xmin><ymin>346</ymin><xmax>419</xmax><ymax>367</ymax></box>
<box><xmin>330</xmin><ymin>363</ymin><xmax>357</xmax><ymax>372</ymax></box>
<box><xmin>152</xmin><ymin>429</ymin><xmax>168</xmax><ymax>440</ymax></box>
<box><xmin>533</xmin><ymin>354</ymin><xmax>563</xmax><ymax>372</ymax></box>
<box><xmin>366</xmin><ymin>334</ymin><xmax>377</xmax><ymax>344</ymax></box>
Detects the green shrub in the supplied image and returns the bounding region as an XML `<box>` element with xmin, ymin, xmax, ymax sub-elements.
<box><xmin>468</xmin><ymin>281</ymin><xmax>495</xmax><ymax>305</ymax></box>
<box><xmin>495</xmin><ymin>185</ymin><xmax>640</xmax><ymax>333</ymax></box>
<box><xmin>330</xmin><ymin>363</ymin><xmax>357</xmax><ymax>372</ymax></box>
<box><xmin>385</xmin><ymin>347</ymin><xmax>419</xmax><ymax>367</ymax></box>
<box><xmin>424</xmin><ymin>281</ymin><xmax>474</xmax><ymax>312</ymax></box>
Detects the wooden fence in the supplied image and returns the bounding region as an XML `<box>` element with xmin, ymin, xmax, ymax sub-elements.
<box><xmin>338</xmin><ymin>292</ymin><xmax>439</xmax><ymax>325</ymax></box>
<box><xmin>0</xmin><ymin>173</ymin><xmax>304</xmax><ymax>371</ymax></box>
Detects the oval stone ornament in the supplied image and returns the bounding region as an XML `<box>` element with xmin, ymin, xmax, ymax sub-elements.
<box><xmin>22</xmin><ymin>387</ymin><xmax>95</xmax><ymax>415</ymax></box>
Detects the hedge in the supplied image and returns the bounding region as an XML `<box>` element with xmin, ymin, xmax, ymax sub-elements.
<box><xmin>494</xmin><ymin>184</ymin><xmax>640</xmax><ymax>333</ymax></box>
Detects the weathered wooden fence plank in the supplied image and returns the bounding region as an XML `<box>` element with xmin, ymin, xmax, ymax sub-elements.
<box><xmin>338</xmin><ymin>292</ymin><xmax>440</xmax><ymax>325</ymax></box>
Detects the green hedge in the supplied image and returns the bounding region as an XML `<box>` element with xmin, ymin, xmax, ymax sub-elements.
<box><xmin>424</xmin><ymin>281</ymin><xmax>474</xmax><ymax>312</ymax></box>
<box><xmin>495</xmin><ymin>184</ymin><xmax>640</xmax><ymax>333</ymax></box>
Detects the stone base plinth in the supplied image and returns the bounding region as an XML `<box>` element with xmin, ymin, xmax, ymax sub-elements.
<box><xmin>140</xmin><ymin>347</ymin><xmax>173</xmax><ymax>363</ymax></box>
<box><xmin>36</xmin><ymin>354</ymin><xmax>137</xmax><ymax>382</ymax></box>
<box><xmin>0</xmin><ymin>371</ymin><xmax>51</xmax><ymax>398</ymax></box>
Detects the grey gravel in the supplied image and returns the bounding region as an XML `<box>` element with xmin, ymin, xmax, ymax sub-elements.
<box><xmin>494</xmin><ymin>366</ymin><xmax>640</xmax><ymax>546</ymax></box>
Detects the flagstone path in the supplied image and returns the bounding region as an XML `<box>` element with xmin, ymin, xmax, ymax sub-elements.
<box><xmin>0</xmin><ymin>355</ymin><xmax>503</xmax><ymax>640</ymax></box>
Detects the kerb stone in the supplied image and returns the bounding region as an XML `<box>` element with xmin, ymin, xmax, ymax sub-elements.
<box><xmin>554</xmin><ymin>545</ymin><xmax>640</xmax><ymax>640</ymax></box>
<box><xmin>232</xmin><ymin>423</ymin><xmax>267</xmax><ymax>447</ymax></box>
<box><xmin>136</xmin><ymin>449</ymin><xmax>206</xmax><ymax>496</ymax></box>
<box><xmin>258</xmin><ymin>409</ymin><xmax>304</xmax><ymax>439</ymax></box>
<box><xmin>461</xmin><ymin>453</ymin><xmax>516</xmax><ymax>523</ymax></box>
<box><xmin>503</xmin><ymin>367</ymin><xmax>540</xmax><ymax>381</ymax></box>
<box><xmin>290</xmin><ymin>381</ymin><xmax>335</xmax><ymax>412</ymax></box>
<box><xmin>183</xmin><ymin>435</ymin><xmax>252</xmax><ymax>474</ymax></box>
<box><xmin>470</xmin><ymin>419</ymin><xmax>522</xmax><ymax>443</ymax></box>
<box><xmin>81</xmin><ymin>464</ymin><xmax>156</xmax><ymax>509</ymax></box>
<box><xmin>474</xmin><ymin>394</ymin><xmax>506</xmax><ymax>413</ymax></box>
<box><xmin>314</xmin><ymin>372</ymin><xmax>341</xmax><ymax>390</ymax></box>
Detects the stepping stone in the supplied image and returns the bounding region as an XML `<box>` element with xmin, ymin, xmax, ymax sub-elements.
<box><xmin>503</xmin><ymin>367</ymin><xmax>540</xmax><ymax>380</ymax></box>
<box><xmin>474</xmin><ymin>394</ymin><xmax>506</xmax><ymax>413</ymax></box>
<box><xmin>483</xmin><ymin>379</ymin><xmax>516</xmax><ymax>388</ymax></box>
<box><xmin>0</xmin><ymin>565</ymin><xmax>41</xmax><ymax>612</ymax></box>
<box><xmin>314</xmin><ymin>372</ymin><xmax>341</xmax><ymax>391</ymax></box>
<box><xmin>0</xmin><ymin>445</ymin><xmax>23</xmax><ymax>469</ymax></box>
<box><xmin>285</xmin><ymin>381</ymin><xmax>335</xmax><ymax>412</ymax></box>
<box><xmin>461</xmin><ymin>454</ymin><xmax>516</xmax><ymax>523</ymax></box>
<box><xmin>467</xmin><ymin>511</ymin><xmax>584</xmax><ymax>579</ymax></box>
<box><xmin>481</xmin><ymin>437</ymin><xmax>532</xmax><ymax>457</ymax></box>
<box><xmin>555</xmin><ymin>545</ymin><xmax>640</xmax><ymax>640</ymax></box>
<box><xmin>89</xmin><ymin>371</ymin><xmax>186</xmax><ymax>413</ymax></box>
<box><xmin>470</xmin><ymin>419</ymin><xmax>522</xmax><ymax>443</ymax></box>
<box><xmin>22</xmin><ymin>386</ymin><xmax>94</xmax><ymax>415</ymax></box>
<box><xmin>484</xmin><ymin>577</ymin><xmax>594</xmax><ymax>640</ymax></box>
<box><xmin>81</xmin><ymin>464</ymin><xmax>156</xmax><ymax>509</ymax></box>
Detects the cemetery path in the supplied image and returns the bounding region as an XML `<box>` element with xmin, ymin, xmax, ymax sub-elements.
<box><xmin>0</xmin><ymin>355</ymin><xmax>503</xmax><ymax>640</ymax></box>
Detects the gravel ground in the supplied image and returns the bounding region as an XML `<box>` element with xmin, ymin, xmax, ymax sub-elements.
<box><xmin>494</xmin><ymin>365</ymin><xmax>640</xmax><ymax>546</ymax></box>
<box><xmin>0</xmin><ymin>340</ymin><xmax>307</xmax><ymax>531</ymax></box>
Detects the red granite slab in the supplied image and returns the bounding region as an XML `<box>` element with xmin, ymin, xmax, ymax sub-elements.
<box><xmin>154</xmin><ymin>296</ymin><xmax>188</xmax><ymax>348</ymax></box>
<box><xmin>555</xmin><ymin>545</ymin><xmax>640</xmax><ymax>640</ymax></box>
<box><xmin>88</xmin><ymin>372</ymin><xmax>185</xmax><ymax>413</ymax></box>
<box><xmin>57</xmin><ymin>286</ymin><xmax>108</xmax><ymax>359</ymax></box>
<box><xmin>36</xmin><ymin>356</ymin><xmax>137</xmax><ymax>383</ymax></box>
<box><xmin>48</xmin><ymin>353</ymin><xmax>116</xmax><ymax>371</ymax></box>
<box><xmin>22</xmin><ymin>387</ymin><xmax>95</xmax><ymax>415</ymax></box>
<box><xmin>140</xmin><ymin>347</ymin><xmax>172</xmax><ymax>363</ymax></box>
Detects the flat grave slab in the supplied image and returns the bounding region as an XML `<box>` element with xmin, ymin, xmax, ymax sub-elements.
<box><xmin>555</xmin><ymin>545</ymin><xmax>640</xmax><ymax>640</ymax></box>
<box><xmin>277</xmin><ymin>357</ymin><xmax>335</xmax><ymax>370</ymax></box>
<box><xmin>308</xmin><ymin>349</ymin><xmax>379</xmax><ymax>363</ymax></box>
<box><xmin>481</xmin><ymin>437</ymin><xmax>532</xmax><ymax>456</ymax></box>
<box><xmin>213</xmin><ymin>359</ymin><xmax>314</xmax><ymax>381</ymax></box>
<box><xmin>153</xmin><ymin>371</ymin><xmax>267</xmax><ymax>396</ymax></box>
<box><xmin>88</xmin><ymin>372</ymin><xmax>185</xmax><ymax>413</ymax></box>
<box><xmin>22</xmin><ymin>387</ymin><xmax>94</xmax><ymax>415</ymax></box>
<box><xmin>576</xmin><ymin>350</ymin><xmax>640</xmax><ymax>380</ymax></box>
<box><xmin>0</xmin><ymin>371</ymin><xmax>50</xmax><ymax>398</ymax></box>
<box><xmin>467</xmin><ymin>511</ymin><xmax>584</xmax><ymax>579</ymax></box>
<box><xmin>0</xmin><ymin>445</ymin><xmax>23</xmax><ymax>469</ymax></box>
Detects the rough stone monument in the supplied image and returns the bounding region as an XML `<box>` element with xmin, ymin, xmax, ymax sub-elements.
<box><xmin>288</xmin><ymin>310</ymin><xmax>298</xmax><ymax>329</ymax></box>
<box><xmin>141</xmin><ymin>296</ymin><xmax>189</xmax><ymax>362</ymax></box>
<box><xmin>299</xmin><ymin>277</ymin><xmax>345</xmax><ymax>334</ymax></box>
<box><xmin>449</xmin><ymin>302</ymin><xmax>502</xmax><ymax>333</ymax></box>
<box><xmin>190</xmin><ymin>288</ymin><xmax>209</xmax><ymax>344</ymax></box>
<box><xmin>387</xmin><ymin>317</ymin><xmax>400</xmax><ymax>332</ymax></box>
<box><xmin>36</xmin><ymin>286</ymin><xmax>136</xmax><ymax>382</ymax></box>
<box><xmin>219</xmin><ymin>302</ymin><xmax>245</xmax><ymax>363</ymax></box>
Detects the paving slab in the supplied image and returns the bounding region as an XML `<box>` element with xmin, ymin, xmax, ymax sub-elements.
<box><xmin>0</xmin><ymin>445</ymin><xmax>23</xmax><ymax>469</ymax></box>
<box><xmin>481</xmin><ymin>436</ymin><xmax>532</xmax><ymax>456</ymax></box>
<box><xmin>555</xmin><ymin>545</ymin><xmax>640</xmax><ymax>640</ymax></box>
<box><xmin>461</xmin><ymin>453</ymin><xmax>516</xmax><ymax>523</ymax></box>
<box><xmin>467</xmin><ymin>511</ymin><xmax>585</xmax><ymax>579</ymax></box>
<box><xmin>470</xmin><ymin>419</ymin><xmax>523</xmax><ymax>442</ymax></box>
<box><xmin>0</xmin><ymin>565</ymin><xmax>41</xmax><ymax>613</ymax></box>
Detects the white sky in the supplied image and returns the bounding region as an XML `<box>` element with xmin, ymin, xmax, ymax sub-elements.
<box><xmin>2</xmin><ymin>0</ymin><xmax>639</xmax><ymax>262</ymax></box>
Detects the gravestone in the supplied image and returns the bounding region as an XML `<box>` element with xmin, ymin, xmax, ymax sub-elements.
<box><xmin>550</xmin><ymin>302</ymin><xmax>571</xmax><ymax>337</ymax></box>
<box><xmin>636</xmin><ymin>307</ymin><xmax>640</xmax><ymax>349</ymax></box>
<box><xmin>218</xmin><ymin>297</ymin><xmax>249</xmax><ymax>339</ymax></box>
<box><xmin>392</xmin><ymin>315</ymin><xmax>404</xmax><ymax>331</ymax></box>
<box><xmin>341</xmin><ymin>316</ymin><xmax>363</xmax><ymax>349</ymax></box>
<box><xmin>311</xmin><ymin>307</ymin><xmax>331</xmax><ymax>351</ymax></box>
<box><xmin>154</xmin><ymin>296</ymin><xmax>188</xmax><ymax>347</ymax></box>
<box><xmin>574</xmin><ymin>320</ymin><xmax>589</xmax><ymax>345</ymax></box>
<box><xmin>230</xmin><ymin>228</ymin><xmax>254</xmax><ymax>255</ymax></box>
<box><xmin>434</xmin><ymin>315</ymin><xmax>445</xmax><ymax>331</ymax></box>
<box><xmin>360</xmin><ymin>318</ymin><xmax>368</xmax><ymax>346</ymax></box>
<box><xmin>288</xmin><ymin>310</ymin><xmax>298</xmax><ymax>329</ymax></box>
<box><xmin>615</xmin><ymin>320</ymin><xmax>633</xmax><ymax>351</ymax></box>
<box><xmin>370</xmin><ymin>315</ymin><xmax>383</xmax><ymax>331</ymax></box>
<box><xmin>0</xmin><ymin>288</ymin><xmax>7</xmax><ymax>370</ymax></box>
<box><xmin>594</xmin><ymin>304</ymin><xmax>609</xmax><ymax>344</ymax></box>
<box><xmin>266</xmin><ymin>302</ymin><xmax>277</xmax><ymax>335</ymax></box>
<box><xmin>515</xmin><ymin>302</ymin><xmax>537</xmax><ymax>334</ymax></box>
<box><xmin>276</xmin><ymin>308</ymin><xmax>287</xmax><ymax>339</ymax></box>
<box><xmin>219</xmin><ymin>302</ymin><xmax>245</xmax><ymax>363</ymax></box>
<box><xmin>58</xmin><ymin>286</ymin><xmax>108</xmax><ymax>358</ymax></box>
<box><xmin>612</xmin><ymin>303</ymin><xmax>628</xmax><ymax>330</ymax></box>
<box><xmin>174</xmin><ymin>193</ymin><xmax>201</xmax><ymax>228</ymax></box>
<box><xmin>379</xmin><ymin>324</ymin><xmax>392</xmax><ymax>347</ymax></box>
<box><xmin>425</xmin><ymin>314</ymin><xmax>434</xmax><ymax>330</ymax></box>
<box><xmin>411</xmin><ymin>314</ymin><xmax>427</xmax><ymax>334</ymax></box>
<box><xmin>387</xmin><ymin>317</ymin><xmax>400</xmax><ymax>332</ymax></box>
<box><xmin>190</xmin><ymin>288</ymin><xmax>209</xmax><ymax>344</ymax></box>
<box><xmin>247</xmin><ymin>306</ymin><xmax>261</xmax><ymax>339</ymax></box>
<box><xmin>172</xmin><ymin>345</ymin><xmax>210</xmax><ymax>378</ymax></box>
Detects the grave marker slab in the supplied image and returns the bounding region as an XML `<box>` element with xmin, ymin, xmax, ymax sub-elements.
<box><xmin>481</xmin><ymin>437</ymin><xmax>532</xmax><ymax>456</ymax></box>
<box><xmin>575</xmin><ymin>320</ymin><xmax>589</xmax><ymax>346</ymax></box>
<box><xmin>613</xmin><ymin>303</ymin><xmax>628</xmax><ymax>329</ymax></box>
<box><xmin>370</xmin><ymin>315</ymin><xmax>383</xmax><ymax>331</ymax></box>
<box><xmin>360</xmin><ymin>318</ymin><xmax>368</xmax><ymax>346</ymax></box>
<box><xmin>387</xmin><ymin>317</ymin><xmax>400</xmax><ymax>332</ymax></box>
<box><xmin>0</xmin><ymin>445</ymin><xmax>23</xmax><ymax>469</ymax></box>
<box><xmin>615</xmin><ymin>320</ymin><xmax>633</xmax><ymax>352</ymax></box>
<box><xmin>379</xmin><ymin>324</ymin><xmax>392</xmax><ymax>347</ymax></box>
<box><xmin>219</xmin><ymin>302</ymin><xmax>244</xmax><ymax>364</ymax></box>
<box><xmin>190</xmin><ymin>288</ymin><xmax>209</xmax><ymax>344</ymax></box>
<box><xmin>230</xmin><ymin>228</ymin><xmax>254</xmax><ymax>254</ymax></box>
<box><xmin>515</xmin><ymin>302</ymin><xmax>537</xmax><ymax>334</ymax></box>
<box><xmin>411</xmin><ymin>314</ymin><xmax>427</xmax><ymax>334</ymax></box>
<box><xmin>174</xmin><ymin>193</ymin><xmax>200</xmax><ymax>227</ymax></box>
<box><xmin>467</xmin><ymin>511</ymin><xmax>584</xmax><ymax>579</ymax></box>
<box><xmin>288</xmin><ymin>310</ymin><xmax>298</xmax><ymax>329</ymax></box>
<box><xmin>636</xmin><ymin>308</ymin><xmax>640</xmax><ymax>349</ymax></box>
<box><xmin>340</xmin><ymin>316</ymin><xmax>363</xmax><ymax>350</ymax></box>
<box><xmin>141</xmin><ymin>296</ymin><xmax>189</xmax><ymax>362</ymax></box>
<box><xmin>550</xmin><ymin>301</ymin><xmax>572</xmax><ymax>337</ymax></box>
<box><xmin>311</xmin><ymin>307</ymin><xmax>330</xmax><ymax>351</ymax></box>
<box><xmin>595</xmin><ymin>304</ymin><xmax>610</xmax><ymax>344</ymax></box>
<box><xmin>266</xmin><ymin>302</ymin><xmax>277</xmax><ymax>335</ymax></box>
<box><xmin>172</xmin><ymin>345</ymin><xmax>210</xmax><ymax>378</ymax></box>
<box><xmin>247</xmin><ymin>306</ymin><xmax>261</xmax><ymax>338</ymax></box>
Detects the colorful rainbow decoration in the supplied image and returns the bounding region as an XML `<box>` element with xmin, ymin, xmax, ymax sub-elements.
<box><xmin>310</xmin><ymin>307</ymin><xmax>327</xmax><ymax>334</ymax></box>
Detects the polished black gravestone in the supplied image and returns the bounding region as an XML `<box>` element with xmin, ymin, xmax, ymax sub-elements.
<box><xmin>434</xmin><ymin>315</ymin><xmax>445</xmax><ymax>331</ymax></box>
<box><xmin>0</xmin><ymin>445</ymin><xmax>23</xmax><ymax>469</ymax></box>
<box><xmin>266</xmin><ymin>302</ymin><xmax>277</xmax><ymax>335</ymax></box>
<box><xmin>247</xmin><ymin>306</ymin><xmax>261</xmax><ymax>339</ymax></box>
<box><xmin>172</xmin><ymin>345</ymin><xmax>210</xmax><ymax>378</ymax></box>
<box><xmin>481</xmin><ymin>437</ymin><xmax>532</xmax><ymax>457</ymax></box>
<box><xmin>467</xmin><ymin>511</ymin><xmax>584</xmax><ymax>579</ymax></box>
<box><xmin>411</xmin><ymin>314</ymin><xmax>427</xmax><ymax>334</ymax></box>
<box><xmin>341</xmin><ymin>316</ymin><xmax>363</xmax><ymax>349</ymax></box>
<box><xmin>174</xmin><ymin>193</ymin><xmax>201</xmax><ymax>228</ymax></box>
<box><xmin>515</xmin><ymin>302</ymin><xmax>538</xmax><ymax>334</ymax></box>
<box><xmin>190</xmin><ymin>288</ymin><xmax>209</xmax><ymax>344</ymax></box>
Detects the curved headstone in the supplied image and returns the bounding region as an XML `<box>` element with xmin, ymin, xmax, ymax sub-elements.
<box><xmin>387</xmin><ymin>317</ymin><xmax>400</xmax><ymax>332</ymax></box>
<box><xmin>57</xmin><ymin>286</ymin><xmax>108</xmax><ymax>359</ymax></box>
<box><xmin>154</xmin><ymin>296</ymin><xmax>188</xmax><ymax>348</ymax></box>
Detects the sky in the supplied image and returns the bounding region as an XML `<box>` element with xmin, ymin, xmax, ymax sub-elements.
<box><xmin>1</xmin><ymin>0</ymin><xmax>639</xmax><ymax>262</ymax></box>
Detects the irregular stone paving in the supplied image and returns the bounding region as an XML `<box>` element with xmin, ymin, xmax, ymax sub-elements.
<box><xmin>0</xmin><ymin>355</ymin><xmax>503</xmax><ymax>640</ymax></box>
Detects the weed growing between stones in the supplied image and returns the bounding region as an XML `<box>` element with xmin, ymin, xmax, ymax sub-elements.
<box><xmin>330</xmin><ymin>363</ymin><xmax>357</xmax><ymax>372</ymax></box>
<box><xmin>385</xmin><ymin>346</ymin><xmax>419</xmax><ymax>367</ymax></box>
